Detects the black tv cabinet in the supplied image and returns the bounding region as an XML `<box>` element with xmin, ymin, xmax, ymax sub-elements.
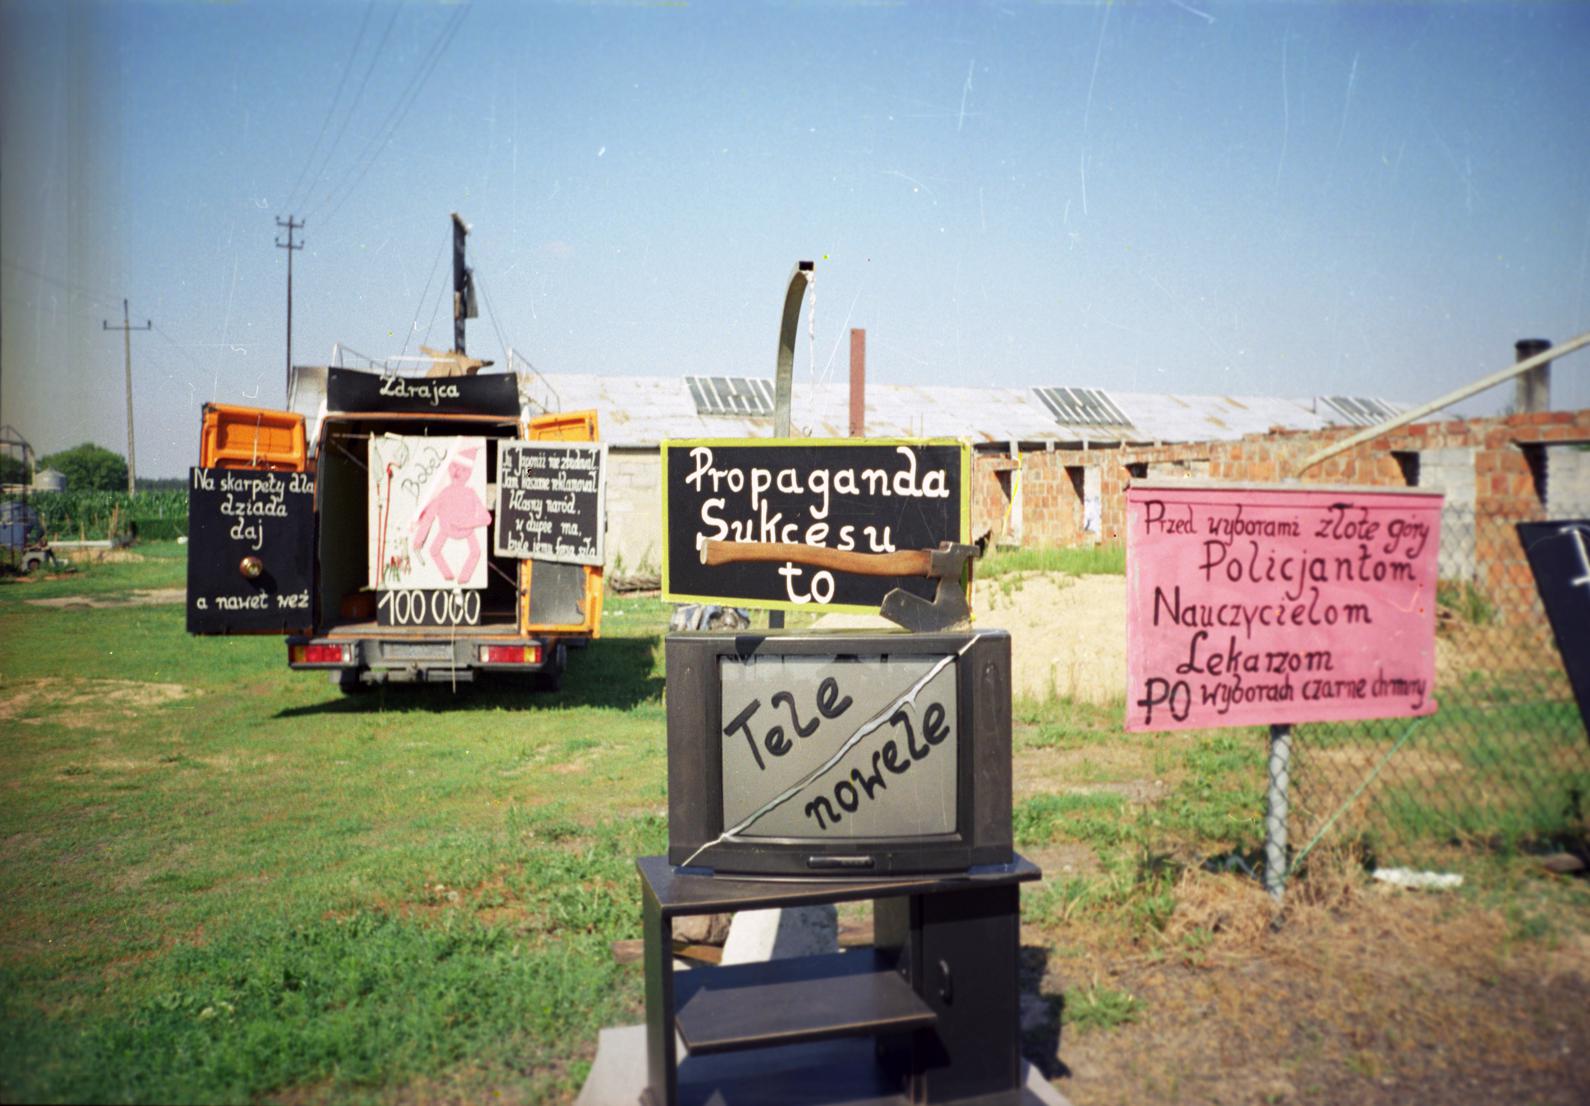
<box><xmin>637</xmin><ymin>855</ymin><xmax>1044</xmax><ymax>1106</ymax></box>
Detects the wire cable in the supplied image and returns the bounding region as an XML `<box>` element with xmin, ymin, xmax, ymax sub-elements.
<box><xmin>282</xmin><ymin>0</ymin><xmax>377</xmax><ymax>213</ymax></box>
<box><xmin>315</xmin><ymin>2</ymin><xmax>470</xmax><ymax>229</ymax></box>
<box><xmin>400</xmin><ymin>234</ymin><xmax>447</xmax><ymax>360</ymax></box>
<box><xmin>1</xmin><ymin>257</ymin><xmax>122</xmax><ymax>311</ymax></box>
<box><xmin>298</xmin><ymin>0</ymin><xmax>405</xmax><ymax>216</ymax></box>
<box><xmin>149</xmin><ymin>322</ymin><xmax>214</xmax><ymax>388</ymax></box>
<box><xmin>420</xmin><ymin>254</ymin><xmax>450</xmax><ymax>351</ymax></box>
<box><xmin>472</xmin><ymin>264</ymin><xmax>512</xmax><ymax>366</ymax></box>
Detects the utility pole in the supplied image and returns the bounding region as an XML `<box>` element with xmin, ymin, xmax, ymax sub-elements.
<box><xmin>276</xmin><ymin>215</ymin><xmax>304</xmax><ymax>403</ymax></box>
<box><xmin>102</xmin><ymin>300</ymin><xmax>151</xmax><ymax>493</ymax></box>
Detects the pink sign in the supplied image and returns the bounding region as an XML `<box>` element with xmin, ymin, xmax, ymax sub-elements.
<box><xmin>1125</xmin><ymin>484</ymin><xmax>1443</xmax><ymax>732</ymax></box>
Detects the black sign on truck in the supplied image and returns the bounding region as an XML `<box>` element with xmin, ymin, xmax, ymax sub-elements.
<box><xmin>661</xmin><ymin>438</ymin><xmax>968</xmax><ymax>613</ymax></box>
<box><xmin>493</xmin><ymin>441</ymin><xmax>607</xmax><ymax>566</ymax></box>
<box><xmin>1517</xmin><ymin>519</ymin><xmax>1590</xmax><ymax>728</ymax></box>
<box><xmin>325</xmin><ymin>366</ymin><xmax>520</xmax><ymax>416</ymax></box>
<box><xmin>187</xmin><ymin>466</ymin><xmax>315</xmax><ymax>634</ymax></box>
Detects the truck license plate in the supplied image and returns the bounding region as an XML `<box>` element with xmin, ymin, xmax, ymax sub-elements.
<box><xmin>381</xmin><ymin>642</ymin><xmax>455</xmax><ymax>662</ymax></box>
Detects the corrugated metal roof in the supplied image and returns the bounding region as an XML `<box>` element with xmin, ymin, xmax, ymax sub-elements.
<box><xmin>288</xmin><ymin>365</ymin><xmax>1409</xmax><ymax>450</ymax></box>
<box><xmin>1032</xmin><ymin>386</ymin><xmax>1135</xmax><ymax>433</ymax></box>
<box><xmin>1316</xmin><ymin>395</ymin><xmax>1402</xmax><ymax>426</ymax></box>
<box><xmin>686</xmin><ymin>376</ymin><xmax>776</xmax><ymax>416</ymax></box>
<box><xmin>525</xmin><ymin>372</ymin><xmax>1408</xmax><ymax>448</ymax></box>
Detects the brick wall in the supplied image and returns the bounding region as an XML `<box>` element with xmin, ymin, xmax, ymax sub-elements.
<box><xmin>605</xmin><ymin>448</ymin><xmax>664</xmax><ymax>575</ymax></box>
<box><xmin>972</xmin><ymin>453</ymin><xmax>1018</xmax><ymax>546</ymax></box>
<box><xmin>970</xmin><ymin>409</ymin><xmax>1590</xmax><ymax>616</ymax></box>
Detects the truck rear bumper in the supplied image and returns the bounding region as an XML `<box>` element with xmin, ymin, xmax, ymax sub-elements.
<box><xmin>287</xmin><ymin>634</ymin><xmax>556</xmax><ymax>682</ymax></box>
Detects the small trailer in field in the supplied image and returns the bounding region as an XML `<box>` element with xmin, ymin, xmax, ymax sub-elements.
<box><xmin>185</xmin><ymin>370</ymin><xmax>604</xmax><ymax>691</ymax></box>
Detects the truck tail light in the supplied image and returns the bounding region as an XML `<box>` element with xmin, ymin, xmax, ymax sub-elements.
<box><xmin>292</xmin><ymin>643</ymin><xmax>349</xmax><ymax>664</ymax></box>
<box><xmin>482</xmin><ymin>644</ymin><xmax>541</xmax><ymax>665</ymax></box>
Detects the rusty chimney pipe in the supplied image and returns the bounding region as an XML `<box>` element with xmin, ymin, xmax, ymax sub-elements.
<box><xmin>849</xmin><ymin>328</ymin><xmax>866</xmax><ymax>437</ymax></box>
<box><xmin>1513</xmin><ymin>338</ymin><xmax>1551</xmax><ymax>414</ymax></box>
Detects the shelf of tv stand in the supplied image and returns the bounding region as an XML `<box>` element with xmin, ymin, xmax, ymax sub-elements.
<box><xmin>639</xmin><ymin>854</ymin><xmax>1044</xmax><ymax>1106</ymax></box>
<box><xmin>674</xmin><ymin>949</ymin><xmax>934</xmax><ymax>1056</ymax></box>
<box><xmin>636</xmin><ymin>855</ymin><xmax>1041</xmax><ymax>917</ymax></box>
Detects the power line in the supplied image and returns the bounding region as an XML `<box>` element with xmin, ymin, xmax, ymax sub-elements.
<box><xmin>2</xmin><ymin>257</ymin><xmax>121</xmax><ymax>311</ymax></box>
<box><xmin>400</xmin><ymin>234</ymin><xmax>447</xmax><ymax>360</ymax></box>
<box><xmin>473</xmin><ymin>267</ymin><xmax>512</xmax><ymax>365</ymax></box>
<box><xmin>317</xmin><ymin>4</ymin><xmax>468</xmax><ymax>229</ymax></box>
<box><xmin>421</xmin><ymin>259</ymin><xmax>449</xmax><ymax>351</ymax></box>
<box><xmin>147</xmin><ymin>322</ymin><xmax>213</xmax><ymax>391</ymax></box>
<box><xmin>297</xmin><ymin>0</ymin><xmax>405</xmax><ymax>215</ymax></box>
<box><xmin>0</xmin><ymin>292</ymin><xmax>97</xmax><ymax>324</ymax></box>
<box><xmin>283</xmin><ymin>0</ymin><xmax>378</xmax><ymax>213</ymax></box>
<box><xmin>315</xmin><ymin>2</ymin><xmax>471</xmax><ymax>229</ymax></box>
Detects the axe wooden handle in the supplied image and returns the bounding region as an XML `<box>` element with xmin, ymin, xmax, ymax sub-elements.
<box><xmin>701</xmin><ymin>539</ymin><xmax>931</xmax><ymax>577</ymax></box>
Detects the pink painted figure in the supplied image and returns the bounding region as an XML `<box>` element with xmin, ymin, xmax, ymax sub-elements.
<box><xmin>411</xmin><ymin>447</ymin><xmax>493</xmax><ymax>583</ymax></box>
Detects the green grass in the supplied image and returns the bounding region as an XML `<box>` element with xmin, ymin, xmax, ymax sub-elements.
<box><xmin>1061</xmin><ymin>979</ymin><xmax>1144</xmax><ymax>1034</ymax></box>
<box><xmin>1435</xmin><ymin>578</ymin><xmax>1494</xmax><ymax>625</ymax></box>
<box><xmin>1014</xmin><ymin>697</ymin><xmax>1122</xmax><ymax>749</ymax></box>
<box><xmin>1015</xmin><ymin>792</ymin><xmax>1132</xmax><ymax>851</ymax></box>
<box><xmin>0</xmin><ymin>912</ymin><xmax>623</xmax><ymax>1105</ymax></box>
<box><xmin>0</xmin><ymin>544</ymin><xmax>673</xmax><ymax>1104</ymax></box>
<box><xmin>5</xmin><ymin>541</ymin><xmax>1589</xmax><ymax>1102</ymax></box>
<box><xmin>979</xmin><ymin>543</ymin><xmax>1124</xmax><ymax>579</ymax></box>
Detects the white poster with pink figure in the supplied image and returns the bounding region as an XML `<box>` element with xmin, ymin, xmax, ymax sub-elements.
<box><xmin>368</xmin><ymin>435</ymin><xmax>493</xmax><ymax>590</ymax></box>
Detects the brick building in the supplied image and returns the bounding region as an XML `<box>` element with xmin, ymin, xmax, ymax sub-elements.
<box><xmin>288</xmin><ymin>365</ymin><xmax>1589</xmax><ymax>603</ymax></box>
<box><xmin>973</xmin><ymin>408</ymin><xmax>1590</xmax><ymax>612</ymax></box>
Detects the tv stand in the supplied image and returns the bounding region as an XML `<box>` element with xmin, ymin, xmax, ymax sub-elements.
<box><xmin>637</xmin><ymin>855</ymin><xmax>1044</xmax><ymax>1106</ymax></box>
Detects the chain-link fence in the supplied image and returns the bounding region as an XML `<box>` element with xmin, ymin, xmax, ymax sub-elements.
<box><xmin>1286</xmin><ymin>505</ymin><xmax>1589</xmax><ymax>870</ymax></box>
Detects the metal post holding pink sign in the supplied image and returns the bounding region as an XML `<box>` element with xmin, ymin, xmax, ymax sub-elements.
<box><xmin>1125</xmin><ymin>482</ymin><xmax>1444</xmax><ymax>898</ymax></box>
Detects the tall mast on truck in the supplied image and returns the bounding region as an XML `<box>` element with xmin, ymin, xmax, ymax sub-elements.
<box><xmin>452</xmin><ymin>212</ymin><xmax>475</xmax><ymax>356</ymax></box>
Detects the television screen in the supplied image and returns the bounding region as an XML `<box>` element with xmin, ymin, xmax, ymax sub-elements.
<box><xmin>720</xmin><ymin>654</ymin><xmax>958</xmax><ymax>840</ymax></box>
<box><xmin>667</xmin><ymin>630</ymin><xmax>1012</xmax><ymax>876</ymax></box>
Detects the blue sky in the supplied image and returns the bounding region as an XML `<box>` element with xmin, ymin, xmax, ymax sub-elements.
<box><xmin>3</xmin><ymin>0</ymin><xmax>1587</xmax><ymax>478</ymax></box>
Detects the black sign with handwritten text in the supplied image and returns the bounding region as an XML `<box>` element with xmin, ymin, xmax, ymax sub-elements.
<box><xmin>662</xmin><ymin>440</ymin><xmax>967</xmax><ymax>612</ymax></box>
<box><xmin>325</xmin><ymin>367</ymin><xmax>520</xmax><ymax>415</ymax></box>
<box><xmin>1518</xmin><ymin>520</ymin><xmax>1590</xmax><ymax>728</ymax></box>
<box><xmin>493</xmin><ymin>442</ymin><xmax>606</xmax><ymax>565</ymax></box>
<box><xmin>186</xmin><ymin>467</ymin><xmax>315</xmax><ymax>634</ymax></box>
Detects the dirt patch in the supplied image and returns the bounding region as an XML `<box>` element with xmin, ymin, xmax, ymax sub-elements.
<box><xmin>114</xmin><ymin>843</ymin><xmax>195</xmax><ymax>893</ymax></box>
<box><xmin>813</xmin><ymin>573</ymin><xmax>1127</xmax><ymax>705</ymax></box>
<box><xmin>1436</xmin><ymin>619</ymin><xmax>1560</xmax><ymax>680</ymax></box>
<box><xmin>1023</xmin><ymin>843</ymin><xmax>1106</xmax><ymax>880</ymax></box>
<box><xmin>0</xmin><ymin>677</ymin><xmax>190</xmax><ymax>727</ymax></box>
<box><xmin>1021</xmin><ymin>864</ymin><xmax>1590</xmax><ymax>1106</ymax></box>
<box><xmin>976</xmin><ymin>574</ymin><xmax>1126</xmax><ymax>705</ymax></box>
<box><xmin>56</xmin><ymin>548</ymin><xmax>146</xmax><ymax>566</ymax></box>
<box><xmin>26</xmin><ymin>587</ymin><xmax>185</xmax><ymax>610</ymax></box>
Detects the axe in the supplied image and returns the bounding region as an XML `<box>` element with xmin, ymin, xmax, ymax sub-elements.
<box><xmin>699</xmin><ymin>539</ymin><xmax>979</xmax><ymax>632</ymax></box>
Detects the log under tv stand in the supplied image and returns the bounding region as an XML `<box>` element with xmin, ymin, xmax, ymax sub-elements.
<box><xmin>637</xmin><ymin>854</ymin><xmax>1044</xmax><ymax>1106</ymax></box>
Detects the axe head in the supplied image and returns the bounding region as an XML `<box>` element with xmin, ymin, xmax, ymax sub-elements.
<box><xmin>878</xmin><ymin>541</ymin><xmax>977</xmax><ymax>632</ymax></box>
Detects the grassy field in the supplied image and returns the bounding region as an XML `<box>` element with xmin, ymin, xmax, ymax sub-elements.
<box><xmin>979</xmin><ymin>543</ymin><xmax>1125</xmax><ymax>579</ymax></box>
<box><xmin>3</xmin><ymin>545</ymin><xmax>1588</xmax><ymax>1105</ymax></box>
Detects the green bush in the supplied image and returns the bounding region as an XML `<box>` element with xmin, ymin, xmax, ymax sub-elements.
<box><xmin>38</xmin><ymin>443</ymin><xmax>129</xmax><ymax>492</ymax></box>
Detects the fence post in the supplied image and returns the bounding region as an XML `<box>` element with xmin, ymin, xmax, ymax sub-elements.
<box><xmin>1264</xmin><ymin>723</ymin><xmax>1292</xmax><ymax>900</ymax></box>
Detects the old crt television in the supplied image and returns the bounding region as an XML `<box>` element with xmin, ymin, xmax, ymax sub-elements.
<box><xmin>666</xmin><ymin>629</ymin><xmax>1013</xmax><ymax>876</ymax></box>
